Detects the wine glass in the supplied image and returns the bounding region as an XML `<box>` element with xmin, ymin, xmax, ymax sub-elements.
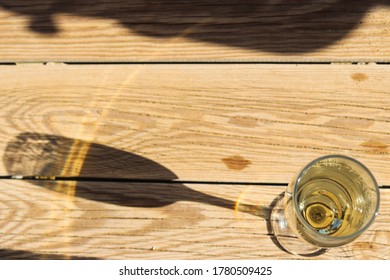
<box><xmin>271</xmin><ymin>155</ymin><xmax>380</xmax><ymax>256</ymax></box>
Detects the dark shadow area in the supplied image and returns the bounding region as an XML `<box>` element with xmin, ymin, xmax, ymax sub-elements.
<box><xmin>4</xmin><ymin>132</ymin><xmax>269</xmax><ymax>215</ymax></box>
<box><xmin>0</xmin><ymin>0</ymin><xmax>389</xmax><ymax>53</ymax></box>
<box><xmin>0</xmin><ymin>249</ymin><xmax>99</xmax><ymax>260</ymax></box>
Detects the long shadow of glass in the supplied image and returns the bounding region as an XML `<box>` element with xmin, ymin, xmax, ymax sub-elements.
<box><xmin>0</xmin><ymin>0</ymin><xmax>388</xmax><ymax>53</ymax></box>
<box><xmin>4</xmin><ymin>133</ymin><xmax>269</xmax><ymax>217</ymax></box>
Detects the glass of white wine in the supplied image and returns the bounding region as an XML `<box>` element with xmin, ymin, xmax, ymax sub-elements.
<box><xmin>271</xmin><ymin>155</ymin><xmax>380</xmax><ymax>255</ymax></box>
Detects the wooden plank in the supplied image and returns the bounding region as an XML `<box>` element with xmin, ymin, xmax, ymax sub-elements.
<box><xmin>0</xmin><ymin>64</ymin><xmax>389</xmax><ymax>184</ymax></box>
<box><xmin>0</xmin><ymin>180</ymin><xmax>388</xmax><ymax>259</ymax></box>
<box><xmin>1</xmin><ymin>1</ymin><xmax>390</xmax><ymax>62</ymax></box>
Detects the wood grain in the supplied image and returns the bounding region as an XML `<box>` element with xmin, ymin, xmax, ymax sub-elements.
<box><xmin>0</xmin><ymin>179</ymin><xmax>388</xmax><ymax>259</ymax></box>
<box><xmin>1</xmin><ymin>0</ymin><xmax>388</xmax><ymax>262</ymax></box>
<box><xmin>0</xmin><ymin>1</ymin><xmax>390</xmax><ymax>62</ymax></box>
<box><xmin>0</xmin><ymin>64</ymin><xmax>389</xmax><ymax>185</ymax></box>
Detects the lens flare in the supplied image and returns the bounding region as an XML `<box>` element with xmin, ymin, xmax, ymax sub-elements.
<box><xmin>234</xmin><ymin>187</ymin><xmax>269</xmax><ymax>220</ymax></box>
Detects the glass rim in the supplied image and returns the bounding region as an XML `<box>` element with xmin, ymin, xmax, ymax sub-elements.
<box><xmin>293</xmin><ymin>154</ymin><xmax>380</xmax><ymax>242</ymax></box>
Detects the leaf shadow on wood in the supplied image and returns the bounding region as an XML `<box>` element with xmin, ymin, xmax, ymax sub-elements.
<box><xmin>0</xmin><ymin>0</ymin><xmax>388</xmax><ymax>54</ymax></box>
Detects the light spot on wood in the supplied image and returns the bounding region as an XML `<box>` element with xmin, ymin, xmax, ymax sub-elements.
<box><xmin>351</xmin><ymin>73</ymin><xmax>368</xmax><ymax>82</ymax></box>
<box><xmin>361</xmin><ymin>140</ymin><xmax>388</xmax><ymax>149</ymax></box>
<box><xmin>373</xmin><ymin>231</ymin><xmax>390</xmax><ymax>244</ymax></box>
<box><xmin>229</xmin><ymin>116</ymin><xmax>257</xmax><ymax>128</ymax></box>
<box><xmin>326</xmin><ymin>118</ymin><xmax>374</xmax><ymax>129</ymax></box>
<box><xmin>222</xmin><ymin>155</ymin><xmax>251</xmax><ymax>171</ymax></box>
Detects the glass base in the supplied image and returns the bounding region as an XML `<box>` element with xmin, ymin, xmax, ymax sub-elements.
<box><xmin>270</xmin><ymin>195</ymin><xmax>328</xmax><ymax>257</ymax></box>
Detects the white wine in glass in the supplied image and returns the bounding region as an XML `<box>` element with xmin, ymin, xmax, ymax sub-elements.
<box><xmin>272</xmin><ymin>155</ymin><xmax>380</xmax><ymax>255</ymax></box>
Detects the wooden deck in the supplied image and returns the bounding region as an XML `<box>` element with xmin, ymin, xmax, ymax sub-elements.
<box><xmin>0</xmin><ymin>1</ymin><xmax>389</xmax><ymax>260</ymax></box>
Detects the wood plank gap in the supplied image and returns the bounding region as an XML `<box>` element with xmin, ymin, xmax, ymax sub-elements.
<box><xmin>4</xmin><ymin>61</ymin><xmax>387</xmax><ymax>65</ymax></box>
<box><xmin>63</xmin><ymin>61</ymin><xmax>333</xmax><ymax>65</ymax></box>
<box><xmin>4</xmin><ymin>61</ymin><xmax>389</xmax><ymax>65</ymax></box>
<box><xmin>0</xmin><ymin>175</ymin><xmax>288</xmax><ymax>187</ymax></box>
<box><xmin>0</xmin><ymin>176</ymin><xmax>389</xmax><ymax>190</ymax></box>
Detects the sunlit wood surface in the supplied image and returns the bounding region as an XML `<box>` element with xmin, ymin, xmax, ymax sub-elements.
<box><xmin>0</xmin><ymin>1</ymin><xmax>389</xmax><ymax>260</ymax></box>
<box><xmin>0</xmin><ymin>64</ymin><xmax>389</xmax><ymax>259</ymax></box>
